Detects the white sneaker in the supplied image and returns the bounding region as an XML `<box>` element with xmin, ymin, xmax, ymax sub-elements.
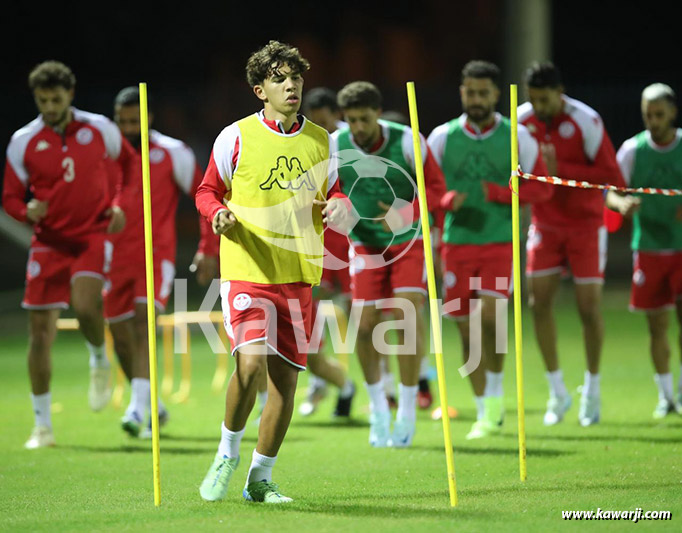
<box><xmin>89</xmin><ymin>366</ymin><xmax>112</xmax><ymax>411</ymax></box>
<box><xmin>543</xmin><ymin>394</ymin><xmax>572</xmax><ymax>426</ymax></box>
<box><xmin>369</xmin><ymin>411</ymin><xmax>391</xmax><ymax>447</ymax></box>
<box><xmin>578</xmin><ymin>395</ymin><xmax>600</xmax><ymax>426</ymax></box>
<box><xmin>25</xmin><ymin>425</ymin><xmax>55</xmax><ymax>449</ymax></box>
<box><xmin>298</xmin><ymin>382</ymin><xmax>328</xmax><ymax>417</ymax></box>
<box><xmin>652</xmin><ymin>399</ymin><xmax>682</xmax><ymax>419</ymax></box>
<box><xmin>389</xmin><ymin>417</ymin><xmax>415</xmax><ymax>448</ymax></box>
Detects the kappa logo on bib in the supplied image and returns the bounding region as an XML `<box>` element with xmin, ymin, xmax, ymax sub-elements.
<box><xmin>76</xmin><ymin>128</ymin><xmax>93</xmax><ymax>145</ymax></box>
<box><xmin>233</xmin><ymin>293</ymin><xmax>252</xmax><ymax>310</ymax></box>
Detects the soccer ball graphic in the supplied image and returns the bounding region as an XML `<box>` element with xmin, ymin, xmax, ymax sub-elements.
<box><xmin>324</xmin><ymin>149</ymin><xmax>420</xmax><ymax>272</ymax></box>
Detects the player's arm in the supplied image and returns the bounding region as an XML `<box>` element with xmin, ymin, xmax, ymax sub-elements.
<box><xmin>313</xmin><ymin>135</ymin><xmax>355</xmax><ymax>233</ymax></box>
<box><xmin>196</xmin><ymin>125</ymin><xmax>240</xmax><ymax>236</ymax></box>
<box><xmin>485</xmin><ymin>126</ymin><xmax>554</xmax><ymax>205</ymax></box>
<box><xmin>3</xmin><ymin>133</ymin><xmax>48</xmax><ymax>224</ymax></box>
<box><xmin>557</xmin><ymin>119</ymin><xmax>626</xmax><ymax>187</ymax></box>
<box><xmin>606</xmin><ymin>138</ymin><xmax>640</xmax><ymax>218</ymax></box>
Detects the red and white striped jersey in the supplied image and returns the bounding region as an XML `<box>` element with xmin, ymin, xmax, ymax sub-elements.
<box><xmin>518</xmin><ymin>95</ymin><xmax>624</xmax><ymax>230</ymax></box>
<box><xmin>3</xmin><ymin>108</ymin><xmax>135</xmax><ymax>251</ymax></box>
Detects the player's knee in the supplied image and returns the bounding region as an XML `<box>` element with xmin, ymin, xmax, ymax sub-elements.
<box><xmin>235</xmin><ymin>353</ymin><xmax>266</xmax><ymax>385</ymax></box>
<box><xmin>29</xmin><ymin>327</ymin><xmax>52</xmax><ymax>351</ymax></box>
<box><xmin>577</xmin><ymin>305</ymin><xmax>601</xmax><ymax>327</ymax></box>
<box><xmin>72</xmin><ymin>295</ymin><xmax>102</xmax><ymax>321</ymax></box>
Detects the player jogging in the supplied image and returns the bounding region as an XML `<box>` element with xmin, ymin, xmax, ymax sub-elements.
<box><xmin>428</xmin><ymin>60</ymin><xmax>551</xmax><ymax>439</ymax></box>
<box><xmin>333</xmin><ymin>81</ymin><xmax>446</xmax><ymax>447</ymax></box>
<box><xmin>105</xmin><ymin>86</ymin><xmax>219</xmax><ymax>438</ymax></box>
<box><xmin>608</xmin><ymin>83</ymin><xmax>682</xmax><ymax>419</ymax></box>
<box><xmin>519</xmin><ymin>61</ymin><xmax>625</xmax><ymax>427</ymax></box>
<box><xmin>3</xmin><ymin>61</ymin><xmax>134</xmax><ymax>449</ymax></box>
<box><xmin>195</xmin><ymin>41</ymin><xmax>350</xmax><ymax>503</ymax></box>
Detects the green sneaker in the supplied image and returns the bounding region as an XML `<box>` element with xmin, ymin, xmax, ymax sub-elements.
<box><xmin>243</xmin><ymin>481</ymin><xmax>293</xmax><ymax>503</ymax></box>
<box><xmin>199</xmin><ymin>453</ymin><xmax>240</xmax><ymax>501</ymax></box>
<box><xmin>483</xmin><ymin>396</ymin><xmax>504</xmax><ymax>426</ymax></box>
<box><xmin>465</xmin><ymin>419</ymin><xmax>499</xmax><ymax>440</ymax></box>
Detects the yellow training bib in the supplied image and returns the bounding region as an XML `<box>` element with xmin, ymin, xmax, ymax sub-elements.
<box><xmin>220</xmin><ymin>114</ymin><xmax>330</xmax><ymax>285</ymax></box>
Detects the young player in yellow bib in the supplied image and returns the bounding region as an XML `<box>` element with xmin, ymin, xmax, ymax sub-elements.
<box><xmin>195</xmin><ymin>41</ymin><xmax>351</xmax><ymax>503</ymax></box>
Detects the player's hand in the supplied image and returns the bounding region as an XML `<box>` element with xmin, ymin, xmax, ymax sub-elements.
<box><xmin>106</xmin><ymin>206</ymin><xmax>126</xmax><ymax>233</ymax></box>
<box><xmin>451</xmin><ymin>191</ymin><xmax>467</xmax><ymax>211</ymax></box>
<box><xmin>617</xmin><ymin>195</ymin><xmax>641</xmax><ymax>218</ymax></box>
<box><xmin>212</xmin><ymin>209</ymin><xmax>237</xmax><ymax>235</ymax></box>
<box><xmin>540</xmin><ymin>143</ymin><xmax>558</xmax><ymax>175</ymax></box>
<box><xmin>26</xmin><ymin>199</ymin><xmax>48</xmax><ymax>224</ymax></box>
<box><xmin>313</xmin><ymin>197</ymin><xmax>357</xmax><ymax>235</ymax></box>
<box><xmin>190</xmin><ymin>252</ymin><xmax>219</xmax><ymax>286</ymax></box>
<box><xmin>377</xmin><ymin>200</ymin><xmax>415</xmax><ymax>234</ymax></box>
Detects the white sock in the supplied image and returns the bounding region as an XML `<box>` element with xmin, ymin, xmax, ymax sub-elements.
<box><xmin>583</xmin><ymin>371</ymin><xmax>600</xmax><ymax>398</ymax></box>
<box><xmin>365</xmin><ymin>381</ymin><xmax>389</xmax><ymax>414</ymax></box>
<box><xmin>339</xmin><ymin>378</ymin><xmax>354</xmax><ymax>399</ymax></box>
<box><xmin>484</xmin><ymin>371</ymin><xmax>504</xmax><ymax>398</ymax></box>
<box><xmin>87</xmin><ymin>341</ymin><xmax>109</xmax><ymax>368</ymax></box>
<box><xmin>308</xmin><ymin>374</ymin><xmax>326</xmax><ymax>390</ymax></box>
<box><xmin>125</xmin><ymin>385</ymin><xmax>138</xmax><ymax>417</ymax></box>
<box><xmin>397</xmin><ymin>384</ymin><xmax>418</xmax><ymax>422</ymax></box>
<box><xmin>217</xmin><ymin>422</ymin><xmax>245</xmax><ymax>459</ymax></box>
<box><xmin>382</xmin><ymin>372</ymin><xmax>396</xmax><ymax>397</ymax></box>
<box><xmin>131</xmin><ymin>378</ymin><xmax>150</xmax><ymax>416</ymax></box>
<box><xmin>654</xmin><ymin>373</ymin><xmax>674</xmax><ymax>402</ymax></box>
<box><xmin>419</xmin><ymin>356</ymin><xmax>430</xmax><ymax>380</ymax></box>
<box><xmin>246</xmin><ymin>449</ymin><xmax>277</xmax><ymax>485</ymax></box>
<box><xmin>474</xmin><ymin>396</ymin><xmax>485</xmax><ymax>421</ymax></box>
<box><xmin>546</xmin><ymin>370</ymin><xmax>567</xmax><ymax>398</ymax></box>
<box><xmin>31</xmin><ymin>392</ymin><xmax>52</xmax><ymax>429</ymax></box>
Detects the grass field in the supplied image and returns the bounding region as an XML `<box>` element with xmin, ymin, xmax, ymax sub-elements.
<box><xmin>1</xmin><ymin>286</ymin><xmax>681</xmax><ymax>532</ymax></box>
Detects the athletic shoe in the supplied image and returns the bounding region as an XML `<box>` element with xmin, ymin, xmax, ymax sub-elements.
<box><xmin>578</xmin><ymin>395</ymin><xmax>600</xmax><ymax>426</ymax></box>
<box><xmin>333</xmin><ymin>381</ymin><xmax>355</xmax><ymax>417</ymax></box>
<box><xmin>369</xmin><ymin>411</ymin><xmax>391</xmax><ymax>447</ymax></box>
<box><xmin>389</xmin><ymin>417</ymin><xmax>415</xmax><ymax>447</ymax></box>
<box><xmin>121</xmin><ymin>411</ymin><xmax>143</xmax><ymax>438</ymax></box>
<box><xmin>199</xmin><ymin>454</ymin><xmax>240</xmax><ymax>501</ymax></box>
<box><xmin>24</xmin><ymin>425</ymin><xmax>55</xmax><ymax>449</ymax></box>
<box><xmin>465</xmin><ymin>419</ymin><xmax>499</xmax><ymax>440</ymax></box>
<box><xmin>543</xmin><ymin>393</ymin><xmax>572</xmax><ymax>426</ymax></box>
<box><xmin>243</xmin><ymin>481</ymin><xmax>292</xmax><ymax>503</ymax></box>
<box><xmin>652</xmin><ymin>399</ymin><xmax>682</xmax><ymax>419</ymax></box>
<box><xmin>298</xmin><ymin>381</ymin><xmax>328</xmax><ymax>417</ymax></box>
<box><xmin>139</xmin><ymin>408</ymin><xmax>170</xmax><ymax>440</ymax></box>
<box><xmin>466</xmin><ymin>397</ymin><xmax>503</xmax><ymax>440</ymax></box>
<box><xmin>88</xmin><ymin>366</ymin><xmax>112</xmax><ymax>412</ymax></box>
<box><xmin>417</xmin><ymin>378</ymin><xmax>433</xmax><ymax>409</ymax></box>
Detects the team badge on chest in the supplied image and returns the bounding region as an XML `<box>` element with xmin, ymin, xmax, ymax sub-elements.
<box><xmin>76</xmin><ymin>128</ymin><xmax>93</xmax><ymax>145</ymax></box>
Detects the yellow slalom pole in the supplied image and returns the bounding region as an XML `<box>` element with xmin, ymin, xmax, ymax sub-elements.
<box><xmin>406</xmin><ymin>82</ymin><xmax>457</xmax><ymax>507</ymax></box>
<box><xmin>139</xmin><ymin>82</ymin><xmax>162</xmax><ymax>506</ymax></box>
<box><xmin>510</xmin><ymin>84</ymin><xmax>527</xmax><ymax>481</ymax></box>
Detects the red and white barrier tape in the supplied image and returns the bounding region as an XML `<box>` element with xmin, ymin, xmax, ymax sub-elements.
<box><xmin>513</xmin><ymin>167</ymin><xmax>682</xmax><ymax>196</ymax></box>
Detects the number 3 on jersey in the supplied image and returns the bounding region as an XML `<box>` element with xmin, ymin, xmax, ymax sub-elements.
<box><xmin>62</xmin><ymin>157</ymin><xmax>75</xmax><ymax>182</ymax></box>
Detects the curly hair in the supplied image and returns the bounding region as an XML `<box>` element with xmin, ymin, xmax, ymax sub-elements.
<box><xmin>245</xmin><ymin>40</ymin><xmax>310</xmax><ymax>87</ymax></box>
<box><xmin>337</xmin><ymin>81</ymin><xmax>382</xmax><ymax>110</ymax></box>
<box><xmin>28</xmin><ymin>60</ymin><xmax>76</xmax><ymax>91</ymax></box>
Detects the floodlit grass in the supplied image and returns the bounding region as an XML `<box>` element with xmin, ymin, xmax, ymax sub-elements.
<box><xmin>1</xmin><ymin>286</ymin><xmax>680</xmax><ymax>532</ymax></box>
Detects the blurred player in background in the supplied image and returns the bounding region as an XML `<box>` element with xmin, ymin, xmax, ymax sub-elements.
<box><xmin>195</xmin><ymin>41</ymin><xmax>351</xmax><ymax>503</ymax></box>
<box><xmin>299</xmin><ymin>87</ymin><xmax>355</xmax><ymax>418</ymax></box>
<box><xmin>105</xmin><ymin>86</ymin><xmax>219</xmax><ymax>438</ymax></box>
<box><xmin>2</xmin><ymin>61</ymin><xmax>134</xmax><ymax>449</ymax></box>
<box><xmin>519</xmin><ymin>61</ymin><xmax>626</xmax><ymax>427</ymax></box>
<box><xmin>334</xmin><ymin>81</ymin><xmax>446</xmax><ymax>447</ymax></box>
<box><xmin>428</xmin><ymin>60</ymin><xmax>551</xmax><ymax>439</ymax></box>
<box><xmin>608</xmin><ymin>83</ymin><xmax>682</xmax><ymax>419</ymax></box>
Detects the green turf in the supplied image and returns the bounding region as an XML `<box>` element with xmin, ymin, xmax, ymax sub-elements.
<box><xmin>1</xmin><ymin>286</ymin><xmax>680</xmax><ymax>532</ymax></box>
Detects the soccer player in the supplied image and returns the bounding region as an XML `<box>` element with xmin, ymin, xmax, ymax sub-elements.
<box><xmin>519</xmin><ymin>62</ymin><xmax>626</xmax><ymax>426</ymax></box>
<box><xmin>105</xmin><ymin>86</ymin><xmax>219</xmax><ymax>437</ymax></box>
<box><xmin>607</xmin><ymin>83</ymin><xmax>682</xmax><ymax>419</ymax></box>
<box><xmin>333</xmin><ymin>81</ymin><xmax>446</xmax><ymax>447</ymax></box>
<box><xmin>298</xmin><ymin>87</ymin><xmax>356</xmax><ymax>418</ymax></box>
<box><xmin>3</xmin><ymin>61</ymin><xmax>134</xmax><ymax>449</ymax></box>
<box><xmin>428</xmin><ymin>60</ymin><xmax>551</xmax><ymax>439</ymax></box>
<box><xmin>195</xmin><ymin>41</ymin><xmax>350</xmax><ymax>503</ymax></box>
